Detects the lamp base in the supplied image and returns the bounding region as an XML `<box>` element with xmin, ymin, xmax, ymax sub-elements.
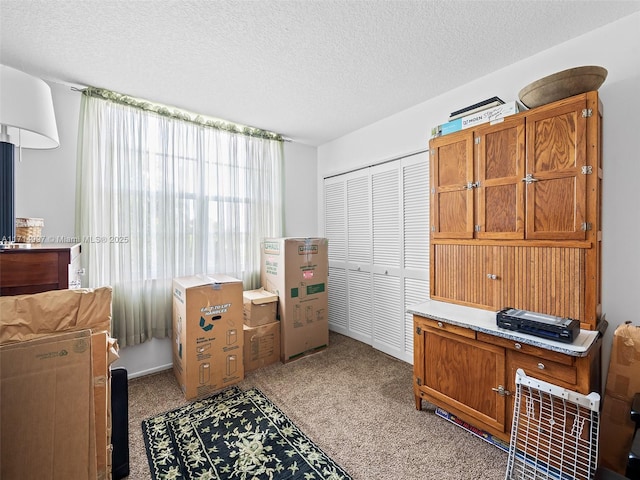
<box><xmin>0</xmin><ymin>141</ymin><xmax>16</xmax><ymax>243</ymax></box>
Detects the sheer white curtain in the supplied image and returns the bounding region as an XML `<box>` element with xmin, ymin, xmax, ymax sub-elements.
<box><xmin>76</xmin><ymin>92</ymin><xmax>284</xmax><ymax>347</ymax></box>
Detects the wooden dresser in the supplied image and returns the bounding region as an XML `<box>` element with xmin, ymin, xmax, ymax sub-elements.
<box><xmin>412</xmin><ymin>91</ymin><xmax>604</xmax><ymax>444</ymax></box>
<box><xmin>410</xmin><ymin>301</ymin><xmax>601</xmax><ymax>444</ymax></box>
<box><xmin>0</xmin><ymin>243</ymin><xmax>82</xmax><ymax>296</ymax></box>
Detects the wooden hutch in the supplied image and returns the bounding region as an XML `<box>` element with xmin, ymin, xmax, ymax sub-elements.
<box><xmin>411</xmin><ymin>91</ymin><xmax>604</xmax><ymax>444</ymax></box>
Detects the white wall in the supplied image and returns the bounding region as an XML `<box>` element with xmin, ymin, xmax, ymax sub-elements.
<box><xmin>283</xmin><ymin>141</ymin><xmax>319</xmax><ymax>237</ymax></box>
<box><xmin>317</xmin><ymin>12</ymin><xmax>640</xmax><ymax>383</ymax></box>
<box><xmin>15</xmin><ymin>83</ymin><xmax>80</xmax><ymax>240</ymax></box>
<box><xmin>14</xmin><ymin>89</ymin><xmax>319</xmax><ymax>377</ymax></box>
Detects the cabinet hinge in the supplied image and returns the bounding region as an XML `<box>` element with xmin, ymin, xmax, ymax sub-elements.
<box><xmin>416</xmin><ymin>377</ymin><xmax>423</xmax><ymax>386</ymax></box>
<box><xmin>581</xmin><ymin>166</ymin><xmax>593</xmax><ymax>175</ymax></box>
<box><xmin>475</xmin><ymin>137</ymin><xmax>481</xmax><ymax>145</ymax></box>
<box><xmin>431</xmin><ymin>187</ymin><xmax>435</xmax><ymax>194</ymax></box>
<box><xmin>416</xmin><ymin>326</ymin><xmax>422</xmax><ymax>335</ymax></box>
<box><xmin>430</xmin><ymin>149</ymin><xmax>435</xmax><ymax>156</ymax></box>
<box><xmin>582</xmin><ymin>109</ymin><xmax>593</xmax><ymax>118</ymax></box>
<box><xmin>431</xmin><ymin>225</ymin><xmax>435</xmax><ymax>232</ymax></box>
<box><xmin>475</xmin><ymin>225</ymin><xmax>481</xmax><ymax>232</ymax></box>
<box><xmin>581</xmin><ymin>222</ymin><xmax>592</xmax><ymax>231</ymax></box>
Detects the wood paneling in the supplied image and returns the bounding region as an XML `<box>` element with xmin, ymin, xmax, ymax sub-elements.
<box><xmin>433</xmin><ymin>243</ymin><xmax>586</xmax><ymax>321</ymax></box>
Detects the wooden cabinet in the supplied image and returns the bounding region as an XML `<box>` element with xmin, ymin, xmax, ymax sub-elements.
<box><xmin>0</xmin><ymin>243</ymin><xmax>82</xmax><ymax>296</ymax></box>
<box><xmin>414</xmin><ymin>314</ymin><xmax>601</xmax><ymax>443</ymax></box>
<box><xmin>416</xmin><ymin>91</ymin><xmax>604</xmax><ymax>445</ymax></box>
<box><xmin>414</xmin><ymin>318</ymin><xmax>506</xmax><ymax>434</ymax></box>
<box><xmin>430</xmin><ymin>93</ymin><xmax>596</xmax><ymax>243</ymax></box>
<box><xmin>429</xmin><ymin>91</ymin><xmax>602</xmax><ymax>330</ymax></box>
<box><xmin>431</xmin><ymin>115</ymin><xmax>525</xmax><ymax>240</ymax></box>
<box><xmin>525</xmin><ymin>96</ymin><xmax>590</xmax><ymax>240</ymax></box>
<box><xmin>430</xmin><ymin>130</ymin><xmax>474</xmax><ymax>239</ymax></box>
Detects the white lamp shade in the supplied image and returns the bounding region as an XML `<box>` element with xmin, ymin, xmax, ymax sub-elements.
<box><xmin>0</xmin><ymin>64</ymin><xmax>60</xmax><ymax>149</ymax></box>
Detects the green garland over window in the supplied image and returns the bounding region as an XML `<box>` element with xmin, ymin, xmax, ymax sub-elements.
<box><xmin>82</xmin><ymin>86</ymin><xmax>284</xmax><ymax>142</ymax></box>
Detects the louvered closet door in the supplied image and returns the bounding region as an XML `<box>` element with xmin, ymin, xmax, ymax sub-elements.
<box><xmin>324</xmin><ymin>178</ymin><xmax>348</xmax><ymax>335</ymax></box>
<box><xmin>371</xmin><ymin>163</ymin><xmax>402</xmax><ymax>358</ymax></box>
<box><xmin>402</xmin><ymin>153</ymin><xmax>430</xmax><ymax>362</ymax></box>
<box><xmin>345</xmin><ymin>172</ymin><xmax>373</xmax><ymax>344</ymax></box>
<box><xmin>323</xmin><ymin>151</ymin><xmax>430</xmax><ymax>364</ymax></box>
<box><xmin>323</xmin><ymin>170</ymin><xmax>373</xmax><ymax>344</ymax></box>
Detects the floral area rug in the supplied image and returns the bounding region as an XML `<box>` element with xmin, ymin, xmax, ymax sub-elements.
<box><xmin>142</xmin><ymin>386</ymin><xmax>352</xmax><ymax>480</ymax></box>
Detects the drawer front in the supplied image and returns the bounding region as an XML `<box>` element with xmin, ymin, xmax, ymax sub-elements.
<box><xmin>508</xmin><ymin>350</ymin><xmax>577</xmax><ymax>386</ymax></box>
<box><xmin>419</xmin><ymin>317</ymin><xmax>476</xmax><ymax>340</ymax></box>
<box><xmin>478</xmin><ymin>332</ymin><xmax>573</xmax><ymax>366</ymax></box>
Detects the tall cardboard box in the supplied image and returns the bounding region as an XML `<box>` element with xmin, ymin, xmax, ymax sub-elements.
<box><xmin>260</xmin><ymin>237</ymin><xmax>329</xmax><ymax>362</ymax></box>
<box><xmin>1</xmin><ymin>329</ymin><xmax>96</xmax><ymax>480</ymax></box>
<box><xmin>600</xmin><ymin>323</ymin><xmax>640</xmax><ymax>473</ymax></box>
<box><xmin>172</xmin><ymin>274</ymin><xmax>244</xmax><ymax>400</ymax></box>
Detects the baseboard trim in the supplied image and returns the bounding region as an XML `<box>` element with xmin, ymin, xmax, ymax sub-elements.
<box><xmin>126</xmin><ymin>364</ymin><xmax>173</xmax><ymax>380</ymax></box>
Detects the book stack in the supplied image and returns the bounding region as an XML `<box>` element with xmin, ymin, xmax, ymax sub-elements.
<box><xmin>431</xmin><ymin>97</ymin><xmax>526</xmax><ymax>138</ymax></box>
<box><xmin>449</xmin><ymin>96</ymin><xmax>505</xmax><ymax>121</ymax></box>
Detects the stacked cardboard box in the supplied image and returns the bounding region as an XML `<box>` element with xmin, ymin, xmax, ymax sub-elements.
<box><xmin>172</xmin><ymin>274</ymin><xmax>244</xmax><ymax>400</ymax></box>
<box><xmin>0</xmin><ymin>287</ymin><xmax>115</xmax><ymax>480</ymax></box>
<box><xmin>260</xmin><ymin>237</ymin><xmax>329</xmax><ymax>363</ymax></box>
<box><xmin>242</xmin><ymin>288</ymin><xmax>280</xmax><ymax>372</ymax></box>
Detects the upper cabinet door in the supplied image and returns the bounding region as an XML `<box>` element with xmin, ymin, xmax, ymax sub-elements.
<box><xmin>430</xmin><ymin>131</ymin><xmax>474</xmax><ymax>239</ymax></box>
<box><xmin>475</xmin><ymin>116</ymin><xmax>526</xmax><ymax>240</ymax></box>
<box><xmin>524</xmin><ymin>96</ymin><xmax>588</xmax><ymax>240</ymax></box>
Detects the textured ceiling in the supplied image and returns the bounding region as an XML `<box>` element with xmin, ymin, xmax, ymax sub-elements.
<box><xmin>1</xmin><ymin>0</ymin><xmax>639</xmax><ymax>146</ymax></box>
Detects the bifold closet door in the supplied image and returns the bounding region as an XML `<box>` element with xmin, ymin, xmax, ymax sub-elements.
<box><xmin>324</xmin><ymin>151</ymin><xmax>430</xmax><ymax>363</ymax></box>
<box><xmin>401</xmin><ymin>154</ymin><xmax>430</xmax><ymax>361</ymax></box>
<box><xmin>325</xmin><ymin>170</ymin><xmax>373</xmax><ymax>345</ymax></box>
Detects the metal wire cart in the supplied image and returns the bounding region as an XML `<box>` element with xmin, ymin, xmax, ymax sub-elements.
<box><xmin>506</xmin><ymin>369</ymin><xmax>601</xmax><ymax>480</ymax></box>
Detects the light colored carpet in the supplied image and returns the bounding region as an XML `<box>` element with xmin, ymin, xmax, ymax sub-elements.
<box><xmin>126</xmin><ymin>331</ymin><xmax>508</xmax><ymax>479</ymax></box>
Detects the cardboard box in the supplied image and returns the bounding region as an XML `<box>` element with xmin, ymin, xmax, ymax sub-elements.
<box><xmin>600</xmin><ymin>323</ymin><xmax>640</xmax><ymax>473</ymax></box>
<box><xmin>92</xmin><ymin>332</ymin><xmax>118</xmax><ymax>480</ymax></box>
<box><xmin>172</xmin><ymin>274</ymin><xmax>245</xmax><ymax>400</ymax></box>
<box><xmin>0</xmin><ymin>287</ymin><xmax>116</xmax><ymax>480</ymax></box>
<box><xmin>243</xmin><ymin>321</ymin><xmax>281</xmax><ymax>372</ymax></box>
<box><xmin>260</xmin><ymin>237</ymin><xmax>329</xmax><ymax>363</ymax></box>
<box><xmin>1</xmin><ymin>329</ymin><xmax>97</xmax><ymax>479</ymax></box>
<box><xmin>243</xmin><ymin>288</ymin><xmax>278</xmax><ymax>327</ymax></box>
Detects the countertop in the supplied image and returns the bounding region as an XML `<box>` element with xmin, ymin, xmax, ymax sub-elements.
<box><xmin>407</xmin><ymin>299</ymin><xmax>600</xmax><ymax>357</ymax></box>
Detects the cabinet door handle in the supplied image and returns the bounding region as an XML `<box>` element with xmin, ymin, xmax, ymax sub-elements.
<box><xmin>491</xmin><ymin>385</ymin><xmax>512</xmax><ymax>396</ymax></box>
<box><xmin>537</xmin><ymin>363</ymin><xmax>545</xmax><ymax>370</ymax></box>
<box><xmin>522</xmin><ymin>173</ymin><xmax>538</xmax><ymax>184</ymax></box>
<box><xmin>437</xmin><ymin>321</ymin><xmax>444</xmax><ymax>328</ymax></box>
<box><xmin>487</xmin><ymin>273</ymin><xmax>497</xmax><ymax>280</ymax></box>
<box><xmin>514</xmin><ymin>343</ymin><xmax>522</xmax><ymax>350</ymax></box>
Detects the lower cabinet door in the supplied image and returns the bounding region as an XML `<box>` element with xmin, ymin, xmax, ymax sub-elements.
<box><xmin>418</xmin><ymin>325</ymin><xmax>507</xmax><ymax>434</ymax></box>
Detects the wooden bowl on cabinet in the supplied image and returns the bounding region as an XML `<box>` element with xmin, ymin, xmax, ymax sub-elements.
<box><xmin>519</xmin><ymin>66</ymin><xmax>607</xmax><ymax>109</ymax></box>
